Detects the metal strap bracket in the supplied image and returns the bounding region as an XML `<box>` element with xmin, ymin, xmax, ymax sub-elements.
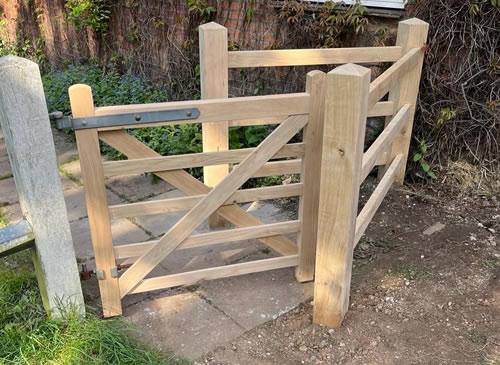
<box><xmin>50</xmin><ymin>108</ymin><xmax>200</xmax><ymax>130</ymax></box>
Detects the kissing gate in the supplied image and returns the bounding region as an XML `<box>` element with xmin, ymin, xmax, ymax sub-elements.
<box><xmin>67</xmin><ymin>18</ymin><xmax>428</xmax><ymax>328</ymax></box>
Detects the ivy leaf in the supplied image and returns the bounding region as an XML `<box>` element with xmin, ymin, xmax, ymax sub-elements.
<box><xmin>413</xmin><ymin>153</ymin><xmax>422</xmax><ymax>162</ymax></box>
<box><xmin>427</xmin><ymin>171</ymin><xmax>437</xmax><ymax>179</ymax></box>
<box><xmin>421</xmin><ymin>163</ymin><xmax>430</xmax><ymax>172</ymax></box>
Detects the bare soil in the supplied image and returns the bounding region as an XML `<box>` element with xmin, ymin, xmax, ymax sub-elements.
<box><xmin>197</xmin><ymin>179</ymin><xmax>500</xmax><ymax>365</ymax></box>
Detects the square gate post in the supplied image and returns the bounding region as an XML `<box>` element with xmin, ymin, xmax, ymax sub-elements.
<box><xmin>199</xmin><ymin>22</ymin><xmax>229</xmax><ymax>229</ymax></box>
<box><xmin>69</xmin><ymin>84</ymin><xmax>122</xmax><ymax>317</ymax></box>
<box><xmin>313</xmin><ymin>64</ymin><xmax>371</xmax><ymax>328</ymax></box>
<box><xmin>378</xmin><ymin>18</ymin><xmax>429</xmax><ymax>183</ymax></box>
<box><xmin>296</xmin><ymin>70</ymin><xmax>326</xmax><ymax>282</ymax></box>
<box><xmin>0</xmin><ymin>56</ymin><xmax>84</xmax><ymax>317</ymax></box>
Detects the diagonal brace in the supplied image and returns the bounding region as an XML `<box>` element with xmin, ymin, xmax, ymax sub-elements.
<box><xmin>117</xmin><ymin>115</ymin><xmax>308</xmax><ymax>297</ymax></box>
<box><xmin>99</xmin><ymin>131</ymin><xmax>299</xmax><ymax>256</ymax></box>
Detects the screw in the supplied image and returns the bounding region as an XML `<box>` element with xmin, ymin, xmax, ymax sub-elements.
<box><xmin>81</xmin><ymin>120</ymin><xmax>88</xmax><ymax>127</ymax></box>
<box><xmin>186</xmin><ymin>111</ymin><xmax>192</xmax><ymax>117</ymax></box>
<box><xmin>135</xmin><ymin>114</ymin><xmax>141</xmax><ymax>121</ymax></box>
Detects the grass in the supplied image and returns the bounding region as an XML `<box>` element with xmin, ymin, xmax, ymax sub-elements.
<box><xmin>0</xmin><ymin>207</ymin><xmax>8</xmax><ymax>228</ymax></box>
<box><xmin>0</xmin><ymin>252</ymin><xmax>182</xmax><ymax>364</ymax></box>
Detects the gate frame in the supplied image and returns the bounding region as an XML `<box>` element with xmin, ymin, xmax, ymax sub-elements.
<box><xmin>68</xmin><ymin>17</ymin><xmax>428</xmax><ymax>327</ymax></box>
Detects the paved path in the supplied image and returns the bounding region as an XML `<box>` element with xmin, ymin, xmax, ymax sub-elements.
<box><xmin>0</xmin><ymin>127</ymin><xmax>313</xmax><ymax>360</ymax></box>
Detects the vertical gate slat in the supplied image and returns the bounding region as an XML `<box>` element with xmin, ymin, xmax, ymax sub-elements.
<box><xmin>296</xmin><ymin>70</ymin><xmax>326</xmax><ymax>282</ymax></box>
<box><xmin>69</xmin><ymin>84</ymin><xmax>122</xmax><ymax>317</ymax></box>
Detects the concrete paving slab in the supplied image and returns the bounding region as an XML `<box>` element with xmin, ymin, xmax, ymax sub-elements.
<box><xmin>161</xmin><ymin>239</ymin><xmax>264</xmax><ymax>274</ymax></box>
<box><xmin>1</xmin><ymin>203</ymin><xmax>23</xmax><ymax>225</ymax></box>
<box><xmin>0</xmin><ymin>155</ymin><xmax>11</xmax><ymax>178</ymax></box>
<box><xmin>60</xmin><ymin>159</ymin><xmax>82</xmax><ymax>183</ymax></box>
<box><xmin>105</xmin><ymin>174</ymin><xmax>174</xmax><ymax>202</ymax></box>
<box><xmin>59</xmin><ymin>173</ymin><xmax>79</xmax><ymax>190</ymax></box>
<box><xmin>198</xmin><ymin>252</ymin><xmax>313</xmax><ymax>331</ymax></box>
<box><xmin>245</xmin><ymin>199</ymin><xmax>296</xmax><ymax>222</ymax></box>
<box><xmin>125</xmin><ymin>291</ymin><xmax>245</xmax><ymax>359</ymax></box>
<box><xmin>0</xmin><ymin>177</ymin><xmax>18</xmax><ymax>204</ymax></box>
<box><xmin>63</xmin><ymin>186</ymin><xmax>123</xmax><ymax>222</ymax></box>
<box><xmin>134</xmin><ymin>190</ymin><xmax>209</xmax><ymax>237</ymax></box>
<box><xmin>70</xmin><ymin>217</ymin><xmax>151</xmax><ymax>262</ymax></box>
<box><xmin>51</xmin><ymin>127</ymin><xmax>79</xmax><ymax>164</ymax></box>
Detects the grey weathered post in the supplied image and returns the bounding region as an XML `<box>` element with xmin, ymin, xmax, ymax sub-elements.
<box><xmin>0</xmin><ymin>55</ymin><xmax>84</xmax><ymax>317</ymax></box>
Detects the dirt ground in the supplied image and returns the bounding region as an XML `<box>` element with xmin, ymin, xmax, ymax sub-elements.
<box><xmin>195</xmin><ymin>178</ymin><xmax>500</xmax><ymax>365</ymax></box>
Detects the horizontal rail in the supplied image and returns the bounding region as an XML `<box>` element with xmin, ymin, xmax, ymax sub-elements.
<box><xmin>251</xmin><ymin>159</ymin><xmax>301</xmax><ymax>177</ymax></box>
<box><xmin>94</xmin><ymin>93</ymin><xmax>310</xmax><ymax>130</ymax></box>
<box><xmin>360</xmin><ymin>104</ymin><xmax>411</xmax><ymax>182</ymax></box>
<box><xmin>368</xmin><ymin>47</ymin><xmax>421</xmax><ymax>109</ymax></box>
<box><xmin>354</xmin><ymin>154</ymin><xmax>403</xmax><ymax>246</ymax></box>
<box><xmin>228</xmin><ymin>101</ymin><xmax>396</xmax><ymax>127</ymax></box>
<box><xmin>228</xmin><ymin>46</ymin><xmax>403</xmax><ymax>68</ymax></box>
<box><xmin>103</xmin><ymin>142</ymin><xmax>305</xmax><ymax>177</ymax></box>
<box><xmin>0</xmin><ymin>220</ymin><xmax>35</xmax><ymax>258</ymax></box>
<box><xmin>128</xmin><ymin>255</ymin><xmax>299</xmax><ymax>294</ymax></box>
<box><xmin>114</xmin><ymin>220</ymin><xmax>300</xmax><ymax>259</ymax></box>
<box><xmin>109</xmin><ymin>183</ymin><xmax>303</xmax><ymax>219</ymax></box>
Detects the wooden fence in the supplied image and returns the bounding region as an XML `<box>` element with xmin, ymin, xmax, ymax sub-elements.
<box><xmin>68</xmin><ymin>17</ymin><xmax>428</xmax><ymax>326</ymax></box>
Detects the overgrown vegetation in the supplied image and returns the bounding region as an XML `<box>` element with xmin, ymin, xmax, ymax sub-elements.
<box><xmin>408</xmin><ymin>0</ymin><xmax>500</xmax><ymax>177</ymax></box>
<box><xmin>0</xmin><ymin>253</ymin><xmax>175</xmax><ymax>364</ymax></box>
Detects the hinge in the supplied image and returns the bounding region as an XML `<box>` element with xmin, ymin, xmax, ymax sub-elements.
<box><xmin>49</xmin><ymin>108</ymin><xmax>200</xmax><ymax>130</ymax></box>
<box><xmin>95</xmin><ymin>267</ymin><xmax>119</xmax><ymax>280</ymax></box>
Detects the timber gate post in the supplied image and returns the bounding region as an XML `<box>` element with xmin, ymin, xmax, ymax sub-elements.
<box><xmin>69</xmin><ymin>84</ymin><xmax>122</xmax><ymax>317</ymax></box>
<box><xmin>199</xmin><ymin>22</ymin><xmax>230</xmax><ymax>228</ymax></box>
<box><xmin>378</xmin><ymin>18</ymin><xmax>429</xmax><ymax>183</ymax></box>
<box><xmin>0</xmin><ymin>55</ymin><xmax>84</xmax><ymax>317</ymax></box>
<box><xmin>313</xmin><ymin>64</ymin><xmax>371</xmax><ymax>328</ymax></box>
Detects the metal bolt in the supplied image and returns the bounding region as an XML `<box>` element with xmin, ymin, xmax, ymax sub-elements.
<box><xmin>81</xmin><ymin>120</ymin><xmax>88</xmax><ymax>126</ymax></box>
<box><xmin>135</xmin><ymin>114</ymin><xmax>141</xmax><ymax>121</ymax></box>
<box><xmin>186</xmin><ymin>111</ymin><xmax>192</xmax><ymax>117</ymax></box>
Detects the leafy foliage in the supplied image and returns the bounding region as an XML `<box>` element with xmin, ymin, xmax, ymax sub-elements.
<box><xmin>65</xmin><ymin>0</ymin><xmax>111</xmax><ymax>36</ymax></box>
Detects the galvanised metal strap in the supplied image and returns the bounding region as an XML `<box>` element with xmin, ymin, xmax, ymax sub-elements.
<box><xmin>53</xmin><ymin>108</ymin><xmax>200</xmax><ymax>130</ymax></box>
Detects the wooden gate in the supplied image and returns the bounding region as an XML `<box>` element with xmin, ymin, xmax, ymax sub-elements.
<box><xmin>67</xmin><ymin>17</ymin><xmax>428</xmax><ymax>326</ymax></box>
<box><xmin>69</xmin><ymin>71</ymin><xmax>325</xmax><ymax>318</ymax></box>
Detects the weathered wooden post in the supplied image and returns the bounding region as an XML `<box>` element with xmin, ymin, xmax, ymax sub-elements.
<box><xmin>0</xmin><ymin>55</ymin><xmax>84</xmax><ymax>317</ymax></box>
<box><xmin>296</xmin><ymin>70</ymin><xmax>326</xmax><ymax>282</ymax></box>
<box><xmin>378</xmin><ymin>18</ymin><xmax>429</xmax><ymax>183</ymax></box>
<box><xmin>313</xmin><ymin>64</ymin><xmax>371</xmax><ymax>328</ymax></box>
<box><xmin>199</xmin><ymin>22</ymin><xmax>229</xmax><ymax>228</ymax></box>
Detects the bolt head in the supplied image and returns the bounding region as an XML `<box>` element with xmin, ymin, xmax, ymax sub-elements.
<box><xmin>135</xmin><ymin>114</ymin><xmax>141</xmax><ymax>121</ymax></box>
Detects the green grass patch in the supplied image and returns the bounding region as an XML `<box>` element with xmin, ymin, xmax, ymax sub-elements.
<box><xmin>0</xmin><ymin>253</ymin><xmax>183</xmax><ymax>364</ymax></box>
<box><xmin>0</xmin><ymin>207</ymin><xmax>8</xmax><ymax>228</ymax></box>
<box><xmin>482</xmin><ymin>258</ymin><xmax>500</xmax><ymax>270</ymax></box>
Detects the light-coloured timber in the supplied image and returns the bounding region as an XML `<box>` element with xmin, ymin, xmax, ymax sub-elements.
<box><xmin>367</xmin><ymin>47</ymin><xmax>421</xmax><ymax>109</ymax></box>
<box><xmin>129</xmin><ymin>255</ymin><xmax>299</xmax><ymax>294</ymax></box>
<box><xmin>98</xmin><ymin>130</ymin><xmax>299</xmax><ymax>256</ymax></box>
<box><xmin>109</xmin><ymin>183</ymin><xmax>303</xmax><ymax>219</ymax></box>
<box><xmin>69</xmin><ymin>84</ymin><xmax>122</xmax><ymax>317</ymax></box>
<box><xmin>296</xmin><ymin>71</ymin><xmax>326</xmax><ymax>282</ymax></box>
<box><xmin>114</xmin><ymin>220</ymin><xmax>301</xmax><ymax>259</ymax></box>
<box><xmin>93</xmin><ymin>93</ymin><xmax>310</xmax><ymax>130</ymax></box>
<box><xmin>102</xmin><ymin>143</ymin><xmax>305</xmax><ymax>177</ymax></box>
<box><xmin>313</xmin><ymin>64</ymin><xmax>370</xmax><ymax>328</ymax></box>
<box><xmin>118</xmin><ymin>115</ymin><xmax>308</xmax><ymax>297</ymax></box>
<box><xmin>251</xmin><ymin>159</ymin><xmax>301</xmax><ymax>177</ymax></box>
<box><xmin>199</xmin><ymin>23</ymin><xmax>230</xmax><ymax>228</ymax></box>
<box><xmin>378</xmin><ymin>18</ymin><xmax>429</xmax><ymax>183</ymax></box>
<box><xmin>360</xmin><ymin>104</ymin><xmax>410</xmax><ymax>182</ymax></box>
<box><xmin>355</xmin><ymin>154</ymin><xmax>403</xmax><ymax>245</ymax></box>
<box><xmin>227</xmin><ymin>101</ymin><xmax>396</xmax><ymax>128</ymax></box>
<box><xmin>227</xmin><ymin>46</ymin><xmax>403</xmax><ymax>68</ymax></box>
